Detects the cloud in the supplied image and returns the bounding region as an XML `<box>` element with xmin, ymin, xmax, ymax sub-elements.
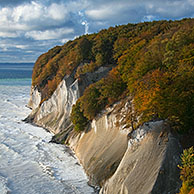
<box><xmin>79</xmin><ymin>11</ymin><xmax>89</xmax><ymax>34</ymax></box>
<box><xmin>0</xmin><ymin>43</ymin><xmax>28</xmax><ymax>54</ymax></box>
<box><xmin>85</xmin><ymin>0</ymin><xmax>194</xmax><ymax>23</ymax></box>
<box><xmin>47</xmin><ymin>3</ymin><xmax>68</xmax><ymax>20</ymax></box>
<box><xmin>0</xmin><ymin>0</ymin><xmax>194</xmax><ymax>62</ymax></box>
<box><xmin>85</xmin><ymin>1</ymin><xmax>132</xmax><ymax>21</ymax></box>
<box><xmin>25</xmin><ymin>28</ymin><xmax>74</xmax><ymax>40</ymax></box>
<box><xmin>0</xmin><ymin>1</ymin><xmax>72</xmax><ymax>38</ymax></box>
<box><xmin>0</xmin><ymin>32</ymin><xmax>18</xmax><ymax>38</ymax></box>
<box><xmin>86</xmin><ymin>7</ymin><xmax>114</xmax><ymax>21</ymax></box>
<box><xmin>15</xmin><ymin>45</ymin><xmax>28</xmax><ymax>49</ymax></box>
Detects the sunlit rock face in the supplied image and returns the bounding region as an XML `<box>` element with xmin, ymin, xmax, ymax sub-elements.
<box><xmin>28</xmin><ymin>65</ymin><xmax>182</xmax><ymax>194</ymax></box>
<box><xmin>28</xmin><ymin>86</ymin><xmax>41</xmax><ymax>110</ymax></box>
<box><xmin>64</xmin><ymin>100</ymin><xmax>182</xmax><ymax>193</ymax></box>
<box><xmin>27</xmin><ymin>65</ymin><xmax>112</xmax><ymax>134</ymax></box>
<box><xmin>66</xmin><ymin>100</ymin><xmax>130</xmax><ymax>186</ymax></box>
<box><xmin>33</xmin><ymin>75</ymin><xmax>80</xmax><ymax>134</ymax></box>
<box><xmin>100</xmin><ymin>121</ymin><xmax>182</xmax><ymax>194</ymax></box>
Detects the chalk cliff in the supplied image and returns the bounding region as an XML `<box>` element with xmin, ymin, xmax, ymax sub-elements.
<box><xmin>26</xmin><ymin>19</ymin><xmax>194</xmax><ymax>193</ymax></box>
<box><xmin>27</xmin><ymin>66</ymin><xmax>111</xmax><ymax>133</ymax></box>
<box><xmin>100</xmin><ymin>121</ymin><xmax>182</xmax><ymax>194</ymax></box>
<box><xmin>28</xmin><ymin>86</ymin><xmax>41</xmax><ymax>110</ymax></box>
<box><xmin>31</xmin><ymin>74</ymin><xmax>79</xmax><ymax>134</ymax></box>
<box><xmin>27</xmin><ymin>77</ymin><xmax>182</xmax><ymax>193</ymax></box>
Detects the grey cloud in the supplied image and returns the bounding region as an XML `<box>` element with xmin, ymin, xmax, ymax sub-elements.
<box><xmin>0</xmin><ymin>0</ymin><xmax>194</xmax><ymax>62</ymax></box>
<box><xmin>0</xmin><ymin>0</ymin><xmax>32</xmax><ymax>7</ymax></box>
<box><xmin>83</xmin><ymin>0</ymin><xmax>194</xmax><ymax>33</ymax></box>
<box><xmin>85</xmin><ymin>0</ymin><xmax>194</xmax><ymax>20</ymax></box>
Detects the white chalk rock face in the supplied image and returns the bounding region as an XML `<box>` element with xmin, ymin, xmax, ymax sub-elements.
<box><xmin>28</xmin><ymin>66</ymin><xmax>112</xmax><ymax>134</ymax></box>
<box><xmin>100</xmin><ymin>121</ymin><xmax>182</xmax><ymax>194</ymax></box>
<box><xmin>27</xmin><ymin>66</ymin><xmax>182</xmax><ymax>194</ymax></box>
<box><xmin>66</xmin><ymin>100</ymin><xmax>132</xmax><ymax>186</ymax></box>
<box><xmin>34</xmin><ymin>76</ymin><xmax>80</xmax><ymax>134</ymax></box>
<box><xmin>28</xmin><ymin>86</ymin><xmax>41</xmax><ymax>110</ymax></box>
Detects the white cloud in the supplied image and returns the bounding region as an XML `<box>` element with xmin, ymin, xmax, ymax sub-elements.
<box><xmin>86</xmin><ymin>7</ymin><xmax>114</xmax><ymax>20</ymax></box>
<box><xmin>0</xmin><ymin>43</ymin><xmax>28</xmax><ymax>50</ymax></box>
<box><xmin>48</xmin><ymin>3</ymin><xmax>68</xmax><ymax>20</ymax></box>
<box><xmin>79</xmin><ymin>11</ymin><xmax>89</xmax><ymax>34</ymax></box>
<box><xmin>0</xmin><ymin>1</ymin><xmax>71</xmax><ymax>39</ymax></box>
<box><xmin>85</xmin><ymin>0</ymin><xmax>194</xmax><ymax>22</ymax></box>
<box><xmin>0</xmin><ymin>32</ymin><xmax>18</xmax><ymax>38</ymax></box>
<box><xmin>11</xmin><ymin>1</ymin><xmax>69</xmax><ymax>22</ymax></box>
<box><xmin>15</xmin><ymin>45</ymin><xmax>28</xmax><ymax>49</ymax></box>
<box><xmin>12</xmin><ymin>1</ymin><xmax>43</xmax><ymax>22</ymax></box>
<box><xmin>85</xmin><ymin>2</ymin><xmax>132</xmax><ymax>21</ymax></box>
<box><xmin>61</xmin><ymin>38</ymin><xmax>69</xmax><ymax>44</ymax></box>
<box><xmin>0</xmin><ymin>7</ymin><xmax>12</xmax><ymax>22</ymax></box>
<box><xmin>25</xmin><ymin>28</ymin><xmax>74</xmax><ymax>40</ymax></box>
<box><xmin>0</xmin><ymin>0</ymin><xmax>194</xmax><ymax>62</ymax></box>
<box><xmin>143</xmin><ymin>15</ymin><xmax>157</xmax><ymax>22</ymax></box>
<box><xmin>81</xmin><ymin>21</ymin><xmax>89</xmax><ymax>34</ymax></box>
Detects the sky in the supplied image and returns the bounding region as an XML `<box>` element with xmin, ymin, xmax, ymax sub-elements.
<box><xmin>0</xmin><ymin>0</ymin><xmax>194</xmax><ymax>63</ymax></box>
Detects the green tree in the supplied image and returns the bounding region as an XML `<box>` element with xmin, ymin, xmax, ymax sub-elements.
<box><xmin>80</xmin><ymin>85</ymin><xmax>103</xmax><ymax>120</ymax></box>
<box><xmin>71</xmin><ymin>101</ymin><xmax>88</xmax><ymax>131</ymax></box>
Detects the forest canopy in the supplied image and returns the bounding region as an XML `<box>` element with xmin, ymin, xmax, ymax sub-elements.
<box><xmin>32</xmin><ymin>18</ymin><xmax>194</xmax><ymax>132</ymax></box>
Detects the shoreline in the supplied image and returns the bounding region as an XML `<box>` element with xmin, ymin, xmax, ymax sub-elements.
<box><xmin>22</xmin><ymin>115</ymin><xmax>99</xmax><ymax>193</ymax></box>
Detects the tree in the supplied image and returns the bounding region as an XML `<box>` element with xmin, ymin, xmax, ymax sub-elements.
<box><xmin>80</xmin><ymin>85</ymin><xmax>102</xmax><ymax>120</ymax></box>
<box><xmin>178</xmin><ymin>147</ymin><xmax>194</xmax><ymax>194</ymax></box>
<box><xmin>71</xmin><ymin>101</ymin><xmax>88</xmax><ymax>131</ymax></box>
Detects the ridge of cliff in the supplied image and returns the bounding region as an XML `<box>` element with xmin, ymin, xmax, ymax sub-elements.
<box><xmin>27</xmin><ymin>19</ymin><xmax>194</xmax><ymax>194</ymax></box>
<box><xmin>26</xmin><ymin>65</ymin><xmax>112</xmax><ymax>134</ymax></box>
<box><xmin>27</xmin><ymin>83</ymin><xmax>182</xmax><ymax>193</ymax></box>
<box><xmin>100</xmin><ymin>121</ymin><xmax>182</xmax><ymax>194</ymax></box>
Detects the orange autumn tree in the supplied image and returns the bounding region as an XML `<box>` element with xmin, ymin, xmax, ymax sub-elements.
<box><xmin>30</xmin><ymin>19</ymin><xmax>194</xmax><ymax>132</ymax></box>
<box><xmin>133</xmin><ymin>69</ymin><xmax>165</xmax><ymax>123</ymax></box>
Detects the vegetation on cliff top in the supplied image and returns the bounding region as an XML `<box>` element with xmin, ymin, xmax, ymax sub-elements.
<box><xmin>32</xmin><ymin>18</ymin><xmax>194</xmax><ymax>133</ymax></box>
<box><xmin>178</xmin><ymin>147</ymin><xmax>194</xmax><ymax>194</ymax></box>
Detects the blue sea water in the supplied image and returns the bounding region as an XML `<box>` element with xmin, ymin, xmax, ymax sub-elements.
<box><xmin>0</xmin><ymin>63</ymin><xmax>94</xmax><ymax>194</ymax></box>
<box><xmin>0</xmin><ymin>63</ymin><xmax>33</xmax><ymax>86</ymax></box>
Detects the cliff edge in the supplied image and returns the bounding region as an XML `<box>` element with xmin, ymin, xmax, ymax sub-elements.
<box><xmin>27</xmin><ymin>81</ymin><xmax>182</xmax><ymax>193</ymax></box>
<box><xmin>26</xmin><ymin>19</ymin><xmax>194</xmax><ymax>193</ymax></box>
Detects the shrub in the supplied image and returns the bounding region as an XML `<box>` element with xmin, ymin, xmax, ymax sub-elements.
<box><xmin>71</xmin><ymin>101</ymin><xmax>88</xmax><ymax>132</ymax></box>
<box><xmin>31</xmin><ymin>19</ymin><xmax>194</xmax><ymax>133</ymax></box>
<box><xmin>178</xmin><ymin>147</ymin><xmax>194</xmax><ymax>194</ymax></box>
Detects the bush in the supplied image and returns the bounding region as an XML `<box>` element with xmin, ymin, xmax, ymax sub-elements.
<box><xmin>71</xmin><ymin>101</ymin><xmax>88</xmax><ymax>132</ymax></box>
<box><xmin>178</xmin><ymin>147</ymin><xmax>194</xmax><ymax>194</ymax></box>
<box><xmin>80</xmin><ymin>85</ymin><xmax>103</xmax><ymax>120</ymax></box>
<box><xmin>32</xmin><ymin>19</ymin><xmax>194</xmax><ymax>133</ymax></box>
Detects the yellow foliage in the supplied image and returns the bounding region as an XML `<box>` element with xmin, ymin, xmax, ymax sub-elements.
<box><xmin>189</xmin><ymin>188</ymin><xmax>194</xmax><ymax>194</ymax></box>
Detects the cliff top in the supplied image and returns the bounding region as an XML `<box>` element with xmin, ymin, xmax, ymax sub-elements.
<box><xmin>32</xmin><ymin>18</ymin><xmax>194</xmax><ymax>133</ymax></box>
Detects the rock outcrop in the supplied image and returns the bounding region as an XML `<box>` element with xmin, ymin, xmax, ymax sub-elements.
<box><xmin>27</xmin><ymin>73</ymin><xmax>182</xmax><ymax>194</ymax></box>
<box><xmin>66</xmin><ymin>100</ymin><xmax>130</xmax><ymax>186</ymax></box>
<box><xmin>100</xmin><ymin>121</ymin><xmax>182</xmax><ymax>194</ymax></box>
<box><xmin>64</xmin><ymin>99</ymin><xmax>182</xmax><ymax>193</ymax></box>
<box><xmin>28</xmin><ymin>86</ymin><xmax>41</xmax><ymax>110</ymax></box>
<box><xmin>27</xmin><ymin>66</ymin><xmax>111</xmax><ymax>134</ymax></box>
<box><xmin>33</xmin><ymin>74</ymin><xmax>79</xmax><ymax>134</ymax></box>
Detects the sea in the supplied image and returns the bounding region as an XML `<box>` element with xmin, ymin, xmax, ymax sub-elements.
<box><xmin>0</xmin><ymin>63</ymin><xmax>94</xmax><ymax>194</ymax></box>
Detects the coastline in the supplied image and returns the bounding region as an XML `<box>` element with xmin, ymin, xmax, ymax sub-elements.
<box><xmin>23</xmin><ymin>114</ymin><xmax>98</xmax><ymax>193</ymax></box>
